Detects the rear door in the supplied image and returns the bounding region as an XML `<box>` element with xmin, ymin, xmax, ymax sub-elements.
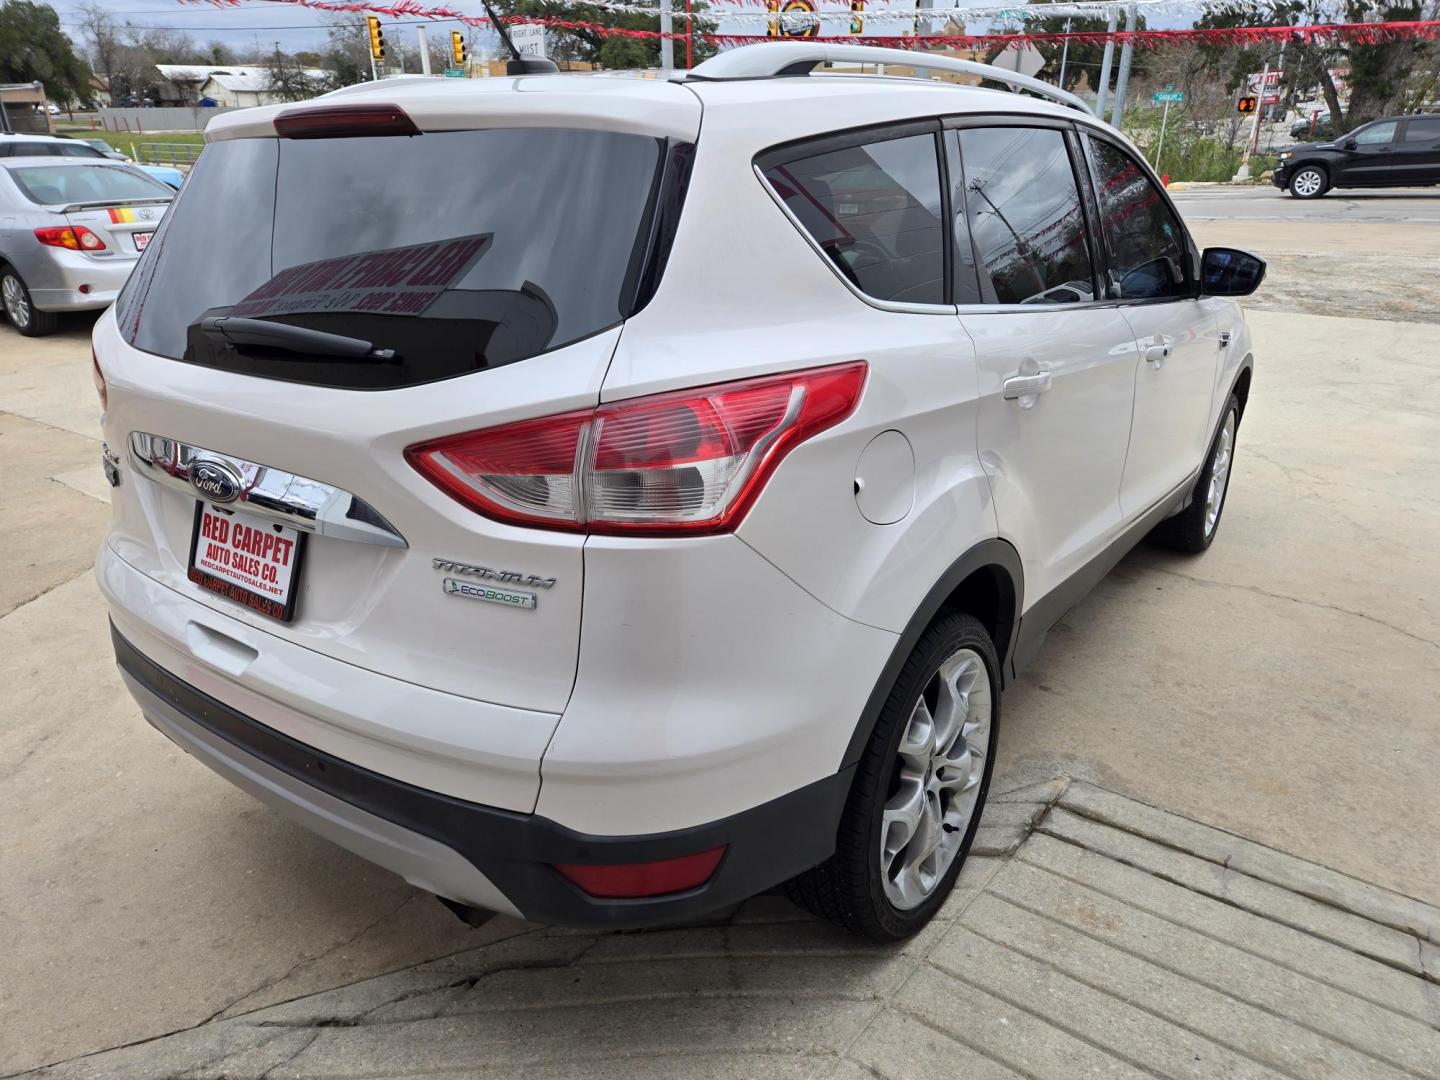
<box><xmin>105</xmin><ymin>125</ymin><xmax>675</xmax><ymax>715</ymax></box>
<box><xmin>1080</xmin><ymin>131</ymin><xmax>1221</xmax><ymax>518</ymax></box>
<box><xmin>1395</xmin><ymin>116</ymin><xmax>1440</xmax><ymax>184</ymax></box>
<box><xmin>950</xmin><ymin>121</ymin><xmax>1140</xmax><ymax>610</ymax></box>
<box><xmin>1337</xmin><ymin>120</ymin><xmax>1400</xmax><ymax>185</ymax></box>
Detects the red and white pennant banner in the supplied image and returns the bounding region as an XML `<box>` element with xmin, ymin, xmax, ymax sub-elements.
<box><xmin>185</xmin><ymin>0</ymin><xmax>1440</xmax><ymax>48</ymax></box>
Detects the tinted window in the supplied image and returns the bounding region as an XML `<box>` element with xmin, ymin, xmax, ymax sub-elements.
<box><xmin>10</xmin><ymin>141</ymin><xmax>104</xmax><ymax>158</ymax></box>
<box><xmin>10</xmin><ymin>163</ymin><xmax>173</xmax><ymax>205</ymax></box>
<box><xmin>1087</xmin><ymin>137</ymin><xmax>1188</xmax><ymax>300</ymax></box>
<box><xmin>117</xmin><ymin>129</ymin><xmax>665</xmax><ymax>390</ymax></box>
<box><xmin>1355</xmin><ymin>121</ymin><xmax>1397</xmax><ymax>146</ymax></box>
<box><xmin>956</xmin><ymin>127</ymin><xmax>1094</xmax><ymax>305</ymax></box>
<box><xmin>1403</xmin><ymin>117</ymin><xmax>1440</xmax><ymax>142</ymax></box>
<box><xmin>764</xmin><ymin>132</ymin><xmax>945</xmax><ymax>305</ymax></box>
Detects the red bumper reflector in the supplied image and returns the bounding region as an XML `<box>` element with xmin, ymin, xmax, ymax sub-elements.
<box><xmin>554</xmin><ymin>845</ymin><xmax>727</xmax><ymax>899</ymax></box>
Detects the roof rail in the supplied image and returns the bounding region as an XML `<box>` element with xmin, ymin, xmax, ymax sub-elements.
<box><xmin>685</xmin><ymin>42</ymin><xmax>1091</xmax><ymax>116</ymax></box>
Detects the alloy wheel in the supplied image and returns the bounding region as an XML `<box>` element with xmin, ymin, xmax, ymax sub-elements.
<box><xmin>1204</xmin><ymin>411</ymin><xmax>1236</xmax><ymax>537</ymax></box>
<box><xmin>2</xmin><ymin>274</ymin><xmax>29</xmax><ymax>329</ymax></box>
<box><xmin>1292</xmin><ymin>169</ymin><xmax>1323</xmax><ymax>197</ymax></box>
<box><xmin>880</xmin><ymin>647</ymin><xmax>992</xmax><ymax>910</ymax></box>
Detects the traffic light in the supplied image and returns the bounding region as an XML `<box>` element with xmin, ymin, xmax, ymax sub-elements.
<box><xmin>366</xmin><ymin>16</ymin><xmax>385</xmax><ymax>62</ymax></box>
<box><xmin>1237</xmin><ymin>95</ymin><xmax>1257</xmax><ymax>114</ymax></box>
<box><xmin>451</xmin><ymin>30</ymin><xmax>466</xmax><ymax>67</ymax></box>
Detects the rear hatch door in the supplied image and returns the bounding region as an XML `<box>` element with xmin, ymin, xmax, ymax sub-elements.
<box><xmin>101</xmin><ymin>121</ymin><xmax>677</xmax><ymax>714</ymax></box>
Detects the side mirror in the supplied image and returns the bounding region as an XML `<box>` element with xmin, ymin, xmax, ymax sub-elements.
<box><xmin>1343</xmin><ymin>138</ymin><xmax>1358</xmax><ymax>150</ymax></box>
<box><xmin>1201</xmin><ymin>248</ymin><xmax>1266</xmax><ymax>297</ymax></box>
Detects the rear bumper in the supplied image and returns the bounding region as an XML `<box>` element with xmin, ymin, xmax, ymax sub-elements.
<box><xmin>22</xmin><ymin>248</ymin><xmax>136</xmax><ymax>311</ymax></box>
<box><xmin>113</xmin><ymin>624</ymin><xmax>853</xmax><ymax>928</ymax></box>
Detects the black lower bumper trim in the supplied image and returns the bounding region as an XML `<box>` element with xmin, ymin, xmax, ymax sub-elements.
<box><xmin>112</xmin><ymin>623</ymin><xmax>853</xmax><ymax>928</ymax></box>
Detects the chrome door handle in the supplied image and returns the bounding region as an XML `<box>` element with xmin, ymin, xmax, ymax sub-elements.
<box><xmin>1002</xmin><ymin>371</ymin><xmax>1053</xmax><ymax>400</ymax></box>
<box><xmin>1145</xmin><ymin>336</ymin><xmax>1172</xmax><ymax>367</ymax></box>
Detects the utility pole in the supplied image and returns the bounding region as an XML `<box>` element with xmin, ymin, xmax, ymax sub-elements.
<box><xmin>1234</xmin><ymin>57</ymin><xmax>1269</xmax><ymax>180</ymax></box>
<box><xmin>1109</xmin><ymin>4</ymin><xmax>1136</xmax><ymax>130</ymax></box>
<box><xmin>417</xmin><ymin>26</ymin><xmax>431</xmax><ymax>75</ymax></box>
<box><xmin>660</xmin><ymin>0</ymin><xmax>674</xmax><ymax>70</ymax></box>
<box><xmin>1058</xmin><ymin>17</ymin><xmax>1073</xmax><ymax>91</ymax></box>
<box><xmin>1095</xmin><ymin>10</ymin><xmax>1118</xmax><ymax>119</ymax></box>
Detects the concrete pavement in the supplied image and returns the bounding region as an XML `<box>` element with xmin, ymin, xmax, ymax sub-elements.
<box><xmin>3</xmin><ymin>200</ymin><xmax>1438</xmax><ymax>1075</ymax></box>
<box><xmin>26</xmin><ymin>782</ymin><xmax>1440</xmax><ymax>1079</ymax></box>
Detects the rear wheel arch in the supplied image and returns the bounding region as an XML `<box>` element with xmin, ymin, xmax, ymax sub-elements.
<box><xmin>841</xmin><ymin>538</ymin><xmax>1022</xmax><ymax>769</ymax></box>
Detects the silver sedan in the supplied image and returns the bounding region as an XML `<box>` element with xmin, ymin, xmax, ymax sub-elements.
<box><xmin>0</xmin><ymin>156</ymin><xmax>174</xmax><ymax>336</ymax></box>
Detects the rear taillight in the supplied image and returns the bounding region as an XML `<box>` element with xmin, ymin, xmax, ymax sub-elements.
<box><xmin>35</xmin><ymin>226</ymin><xmax>106</xmax><ymax>252</ymax></box>
<box><xmin>406</xmin><ymin>362</ymin><xmax>867</xmax><ymax>536</ymax></box>
<box><xmin>91</xmin><ymin>348</ymin><xmax>107</xmax><ymax>411</ymax></box>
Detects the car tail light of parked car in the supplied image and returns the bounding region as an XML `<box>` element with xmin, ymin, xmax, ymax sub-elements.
<box><xmin>405</xmin><ymin>361</ymin><xmax>868</xmax><ymax>536</ymax></box>
<box><xmin>34</xmin><ymin>225</ymin><xmax>106</xmax><ymax>251</ymax></box>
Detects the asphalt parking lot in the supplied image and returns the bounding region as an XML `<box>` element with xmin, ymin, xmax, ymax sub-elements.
<box><xmin>2</xmin><ymin>185</ymin><xmax>1438</xmax><ymax>1076</ymax></box>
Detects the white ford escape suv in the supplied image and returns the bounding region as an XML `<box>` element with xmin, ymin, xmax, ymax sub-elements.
<box><xmin>95</xmin><ymin>43</ymin><xmax>1263</xmax><ymax>939</ymax></box>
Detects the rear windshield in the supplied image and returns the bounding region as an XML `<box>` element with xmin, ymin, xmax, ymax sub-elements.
<box><xmin>11</xmin><ymin>163</ymin><xmax>173</xmax><ymax>205</ymax></box>
<box><xmin>6</xmin><ymin>141</ymin><xmax>105</xmax><ymax>158</ymax></box>
<box><xmin>116</xmin><ymin>128</ymin><xmax>665</xmax><ymax>390</ymax></box>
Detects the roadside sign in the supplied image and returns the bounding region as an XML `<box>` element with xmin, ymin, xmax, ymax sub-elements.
<box><xmin>1153</xmin><ymin>89</ymin><xmax>1184</xmax><ymax>103</ymax></box>
<box><xmin>510</xmin><ymin>23</ymin><xmax>546</xmax><ymax>58</ymax></box>
<box><xmin>444</xmin><ymin>67</ymin><xmax>465</xmax><ymax>77</ymax></box>
<box><xmin>1237</xmin><ymin>95</ymin><xmax>1258</xmax><ymax>113</ymax></box>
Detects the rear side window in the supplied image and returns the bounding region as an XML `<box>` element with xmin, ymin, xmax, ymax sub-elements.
<box><xmin>955</xmin><ymin>127</ymin><xmax>1094</xmax><ymax>305</ymax></box>
<box><xmin>762</xmin><ymin>132</ymin><xmax>946</xmax><ymax>305</ymax></box>
<box><xmin>1086</xmin><ymin>136</ymin><xmax>1189</xmax><ymax>300</ymax></box>
<box><xmin>1403</xmin><ymin>117</ymin><xmax>1440</xmax><ymax>142</ymax></box>
<box><xmin>116</xmin><ymin>129</ymin><xmax>666</xmax><ymax>390</ymax></box>
<box><xmin>10</xmin><ymin>163</ymin><xmax>172</xmax><ymax>205</ymax></box>
<box><xmin>6</xmin><ymin>142</ymin><xmax>104</xmax><ymax>158</ymax></box>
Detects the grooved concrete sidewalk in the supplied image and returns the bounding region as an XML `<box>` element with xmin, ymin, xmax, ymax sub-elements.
<box><xmin>26</xmin><ymin>781</ymin><xmax>1440</xmax><ymax>1079</ymax></box>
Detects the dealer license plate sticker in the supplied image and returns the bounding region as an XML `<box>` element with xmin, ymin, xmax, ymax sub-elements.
<box><xmin>188</xmin><ymin>502</ymin><xmax>306</xmax><ymax>622</ymax></box>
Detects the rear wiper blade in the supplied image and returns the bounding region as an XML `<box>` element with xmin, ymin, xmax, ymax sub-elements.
<box><xmin>200</xmin><ymin>317</ymin><xmax>397</xmax><ymax>361</ymax></box>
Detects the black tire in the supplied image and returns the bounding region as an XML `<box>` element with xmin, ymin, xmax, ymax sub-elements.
<box><xmin>1</xmin><ymin>266</ymin><xmax>60</xmax><ymax>337</ymax></box>
<box><xmin>1287</xmin><ymin>165</ymin><xmax>1329</xmax><ymax>199</ymax></box>
<box><xmin>787</xmin><ymin>612</ymin><xmax>1000</xmax><ymax>940</ymax></box>
<box><xmin>1151</xmin><ymin>395</ymin><xmax>1240</xmax><ymax>554</ymax></box>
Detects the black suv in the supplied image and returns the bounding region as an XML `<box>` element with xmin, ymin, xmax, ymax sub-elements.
<box><xmin>1274</xmin><ymin>114</ymin><xmax>1440</xmax><ymax>198</ymax></box>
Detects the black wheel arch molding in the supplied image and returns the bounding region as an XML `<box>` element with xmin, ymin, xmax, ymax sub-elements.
<box><xmin>840</xmin><ymin>537</ymin><xmax>1023</xmax><ymax>769</ymax></box>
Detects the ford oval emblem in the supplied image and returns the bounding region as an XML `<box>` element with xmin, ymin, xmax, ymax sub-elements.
<box><xmin>189</xmin><ymin>460</ymin><xmax>241</xmax><ymax>504</ymax></box>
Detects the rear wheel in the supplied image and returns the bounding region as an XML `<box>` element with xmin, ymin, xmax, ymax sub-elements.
<box><xmin>787</xmin><ymin>612</ymin><xmax>999</xmax><ymax>939</ymax></box>
<box><xmin>1</xmin><ymin>267</ymin><xmax>59</xmax><ymax>337</ymax></box>
<box><xmin>1288</xmin><ymin>166</ymin><xmax>1329</xmax><ymax>199</ymax></box>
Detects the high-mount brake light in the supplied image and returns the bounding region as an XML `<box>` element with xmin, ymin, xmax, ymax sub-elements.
<box><xmin>405</xmin><ymin>362</ymin><xmax>868</xmax><ymax>536</ymax></box>
<box><xmin>273</xmin><ymin>104</ymin><xmax>419</xmax><ymax>139</ymax></box>
<box><xmin>34</xmin><ymin>225</ymin><xmax>106</xmax><ymax>251</ymax></box>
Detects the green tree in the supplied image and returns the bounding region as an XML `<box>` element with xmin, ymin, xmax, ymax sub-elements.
<box><xmin>1192</xmin><ymin>0</ymin><xmax>1438</xmax><ymax>130</ymax></box>
<box><xmin>0</xmin><ymin>1</ymin><xmax>92</xmax><ymax>106</ymax></box>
